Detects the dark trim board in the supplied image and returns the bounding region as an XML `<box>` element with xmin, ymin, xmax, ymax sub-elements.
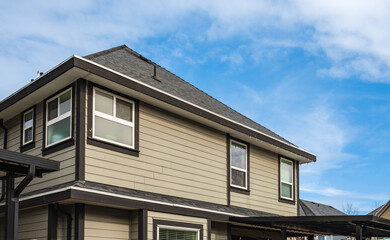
<box><xmin>86</xmin><ymin>81</ymin><xmax>140</xmax><ymax>157</ymax></box>
<box><xmin>153</xmin><ymin>219</ymin><xmax>204</xmax><ymax>240</ymax></box>
<box><xmin>226</xmin><ymin>134</ymin><xmax>231</xmax><ymax>206</ymax></box>
<box><xmin>47</xmin><ymin>204</ymin><xmax>58</xmax><ymax>239</ymax></box>
<box><xmin>139</xmin><ymin>209</ymin><xmax>148</xmax><ymax>240</ymax></box>
<box><xmin>75</xmin><ymin>203</ymin><xmax>85</xmax><ymax>240</ymax></box>
<box><xmin>76</xmin><ymin>79</ymin><xmax>86</xmax><ymax>180</ymax></box>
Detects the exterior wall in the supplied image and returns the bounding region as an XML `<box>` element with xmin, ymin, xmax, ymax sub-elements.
<box><xmin>84</xmin><ymin>205</ymin><xmax>131</xmax><ymax>240</ymax></box>
<box><xmin>147</xmin><ymin>211</ymin><xmax>208</xmax><ymax>240</ymax></box>
<box><xmin>211</xmin><ymin>222</ymin><xmax>228</xmax><ymax>240</ymax></box>
<box><xmin>85</xmin><ymin>101</ymin><xmax>228</xmax><ymax>205</ymax></box>
<box><xmin>231</xmin><ymin>145</ymin><xmax>298</xmax><ymax>216</ymax></box>
<box><xmin>0</xmin><ymin>100</ymin><xmax>75</xmax><ymax>193</ymax></box>
<box><xmin>18</xmin><ymin>206</ymin><xmax>48</xmax><ymax>240</ymax></box>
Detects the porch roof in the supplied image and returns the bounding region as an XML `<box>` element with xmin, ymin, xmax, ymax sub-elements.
<box><xmin>230</xmin><ymin>215</ymin><xmax>390</xmax><ymax>237</ymax></box>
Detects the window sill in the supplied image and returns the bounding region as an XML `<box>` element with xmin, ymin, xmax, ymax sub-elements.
<box><xmin>20</xmin><ymin>142</ymin><xmax>35</xmax><ymax>153</ymax></box>
<box><xmin>230</xmin><ymin>186</ymin><xmax>250</xmax><ymax>195</ymax></box>
<box><xmin>278</xmin><ymin>197</ymin><xmax>296</xmax><ymax>205</ymax></box>
<box><xmin>42</xmin><ymin>138</ymin><xmax>75</xmax><ymax>156</ymax></box>
<box><xmin>87</xmin><ymin>137</ymin><xmax>140</xmax><ymax>157</ymax></box>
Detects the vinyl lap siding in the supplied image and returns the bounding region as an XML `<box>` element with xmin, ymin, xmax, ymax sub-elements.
<box><xmin>84</xmin><ymin>205</ymin><xmax>131</xmax><ymax>240</ymax></box>
<box><xmin>85</xmin><ymin>102</ymin><xmax>227</xmax><ymax>205</ymax></box>
<box><xmin>0</xmin><ymin>101</ymin><xmax>75</xmax><ymax>193</ymax></box>
<box><xmin>230</xmin><ymin>145</ymin><xmax>298</xmax><ymax>216</ymax></box>
<box><xmin>18</xmin><ymin>206</ymin><xmax>48</xmax><ymax>240</ymax></box>
<box><xmin>211</xmin><ymin>222</ymin><xmax>228</xmax><ymax>240</ymax></box>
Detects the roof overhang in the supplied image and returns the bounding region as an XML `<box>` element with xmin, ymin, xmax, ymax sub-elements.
<box><xmin>230</xmin><ymin>215</ymin><xmax>390</xmax><ymax>237</ymax></box>
<box><xmin>0</xmin><ymin>56</ymin><xmax>316</xmax><ymax>163</ymax></box>
<box><xmin>0</xmin><ymin>148</ymin><xmax>59</xmax><ymax>177</ymax></box>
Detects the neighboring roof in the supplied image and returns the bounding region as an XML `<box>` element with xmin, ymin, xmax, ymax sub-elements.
<box><xmin>299</xmin><ymin>199</ymin><xmax>346</xmax><ymax>216</ymax></box>
<box><xmin>84</xmin><ymin>45</ymin><xmax>293</xmax><ymax>146</ymax></box>
<box><xmin>368</xmin><ymin>200</ymin><xmax>390</xmax><ymax>216</ymax></box>
<box><xmin>231</xmin><ymin>215</ymin><xmax>390</xmax><ymax>237</ymax></box>
<box><xmin>0</xmin><ymin>148</ymin><xmax>59</xmax><ymax>177</ymax></box>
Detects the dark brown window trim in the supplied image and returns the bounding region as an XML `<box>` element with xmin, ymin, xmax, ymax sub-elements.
<box><xmin>228</xmin><ymin>135</ymin><xmax>250</xmax><ymax>194</ymax></box>
<box><xmin>153</xmin><ymin>219</ymin><xmax>203</xmax><ymax>240</ymax></box>
<box><xmin>278</xmin><ymin>155</ymin><xmax>296</xmax><ymax>205</ymax></box>
<box><xmin>19</xmin><ymin>105</ymin><xmax>36</xmax><ymax>153</ymax></box>
<box><xmin>42</xmin><ymin>83</ymin><xmax>76</xmax><ymax>156</ymax></box>
<box><xmin>86</xmin><ymin>82</ymin><xmax>140</xmax><ymax>157</ymax></box>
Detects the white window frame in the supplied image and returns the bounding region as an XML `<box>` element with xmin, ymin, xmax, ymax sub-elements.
<box><xmin>230</xmin><ymin>139</ymin><xmax>248</xmax><ymax>190</ymax></box>
<box><xmin>157</xmin><ymin>225</ymin><xmax>200</xmax><ymax>240</ymax></box>
<box><xmin>45</xmin><ymin>88</ymin><xmax>72</xmax><ymax>148</ymax></box>
<box><xmin>92</xmin><ymin>87</ymin><xmax>135</xmax><ymax>149</ymax></box>
<box><xmin>280</xmin><ymin>158</ymin><xmax>294</xmax><ymax>200</ymax></box>
<box><xmin>22</xmin><ymin>108</ymin><xmax>34</xmax><ymax>145</ymax></box>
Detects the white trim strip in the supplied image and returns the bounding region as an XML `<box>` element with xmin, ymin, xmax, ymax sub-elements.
<box><xmin>0</xmin><ymin>186</ymin><xmax>248</xmax><ymax>217</ymax></box>
<box><xmin>74</xmin><ymin>55</ymin><xmax>316</xmax><ymax>158</ymax></box>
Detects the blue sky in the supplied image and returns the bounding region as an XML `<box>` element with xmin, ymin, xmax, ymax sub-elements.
<box><xmin>1</xmin><ymin>0</ymin><xmax>390</xmax><ymax>213</ymax></box>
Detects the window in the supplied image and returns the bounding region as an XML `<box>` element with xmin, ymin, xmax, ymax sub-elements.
<box><xmin>93</xmin><ymin>87</ymin><xmax>135</xmax><ymax>149</ymax></box>
<box><xmin>230</xmin><ymin>139</ymin><xmax>248</xmax><ymax>190</ymax></box>
<box><xmin>45</xmin><ymin>88</ymin><xmax>72</xmax><ymax>147</ymax></box>
<box><xmin>280</xmin><ymin>157</ymin><xmax>294</xmax><ymax>200</ymax></box>
<box><xmin>22</xmin><ymin>109</ymin><xmax>34</xmax><ymax>145</ymax></box>
<box><xmin>158</xmin><ymin>226</ymin><xmax>199</xmax><ymax>240</ymax></box>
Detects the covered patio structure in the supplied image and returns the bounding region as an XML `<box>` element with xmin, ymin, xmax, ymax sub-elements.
<box><xmin>230</xmin><ymin>215</ymin><xmax>390</xmax><ymax>240</ymax></box>
<box><xmin>0</xmin><ymin>148</ymin><xmax>59</xmax><ymax>240</ymax></box>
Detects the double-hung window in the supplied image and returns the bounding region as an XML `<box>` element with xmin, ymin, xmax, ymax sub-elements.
<box><xmin>280</xmin><ymin>158</ymin><xmax>294</xmax><ymax>200</ymax></box>
<box><xmin>93</xmin><ymin>88</ymin><xmax>135</xmax><ymax>149</ymax></box>
<box><xmin>46</xmin><ymin>89</ymin><xmax>72</xmax><ymax>147</ymax></box>
<box><xmin>22</xmin><ymin>109</ymin><xmax>34</xmax><ymax>145</ymax></box>
<box><xmin>158</xmin><ymin>225</ymin><xmax>200</xmax><ymax>240</ymax></box>
<box><xmin>230</xmin><ymin>140</ymin><xmax>248</xmax><ymax>190</ymax></box>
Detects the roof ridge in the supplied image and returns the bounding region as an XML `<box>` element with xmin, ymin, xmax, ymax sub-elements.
<box><xmin>86</xmin><ymin>45</ymin><xmax>295</xmax><ymax>146</ymax></box>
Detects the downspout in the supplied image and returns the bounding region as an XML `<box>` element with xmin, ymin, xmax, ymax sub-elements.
<box><xmin>0</xmin><ymin>119</ymin><xmax>7</xmax><ymax>202</ymax></box>
<box><xmin>54</xmin><ymin>203</ymin><xmax>72</xmax><ymax>240</ymax></box>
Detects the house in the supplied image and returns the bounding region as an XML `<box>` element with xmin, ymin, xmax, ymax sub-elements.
<box><xmin>299</xmin><ymin>200</ymin><xmax>346</xmax><ymax>240</ymax></box>
<box><xmin>369</xmin><ymin>201</ymin><xmax>390</xmax><ymax>220</ymax></box>
<box><xmin>0</xmin><ymin>45</ymin><xmax>386</xmax><ymax>240</ymax></box>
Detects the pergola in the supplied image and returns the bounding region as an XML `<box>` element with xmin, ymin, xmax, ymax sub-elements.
<box><xmin>0</xmin><ymin>148</ymin><xmax>59</xmax><ymax>240</ymax></box>
<box><xmin>231</xmin><ymin>215</ymin><xmax>390</xmax><ymax>240</ymax></box>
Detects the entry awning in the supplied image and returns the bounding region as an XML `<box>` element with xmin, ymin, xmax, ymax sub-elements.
<box><xmin>230</xmin><ymin>215</ymin><xmax>390</xmax><ymax>237</ymax></box>
<box><xmin>0</xmin><ymin>148</ymin><xmax>59</xmax><ymax>178</ymax></box>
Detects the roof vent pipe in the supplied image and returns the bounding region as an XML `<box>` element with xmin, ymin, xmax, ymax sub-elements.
<box><xmin>153</xmin><ymin>64</ymin><xmax>160</xmax><ymax>82</ymax></box>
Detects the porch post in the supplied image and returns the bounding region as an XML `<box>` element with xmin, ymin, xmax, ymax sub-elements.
<box><xmin>5</xmin><ymin>172</ymin><xmax>17</xmax><ymax>240</ymax></box>
<box><xmin>281</xmin><ymin>227</ymin><xmax>287</xmax><ymax>240</ymax></box>
<box><xmin>356</xmin><ymin>225</ymin><xmax>363</xmax><ymax>240</ymax></box>
<box><xmin>308</xmin><ymin>235</ymin><xmax>315</xmax><ymax>240</ymax></box>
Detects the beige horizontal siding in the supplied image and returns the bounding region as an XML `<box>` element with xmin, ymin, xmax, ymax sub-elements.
<box><xmin>230</xmin><ymin>145</ymin><xmax>298</xmax><ymax>216</ymax></box>
<box><xmin>1</xmin><ymin>99</ymin><xmax>75</xmax><ymax>194</ymax></box>
<box><xmin>85</xmin><ymin>102</ymin><xmax>227</xmax><ymax>205</ymax></box>
<box><xmin>18</xmin><ymin>206</ymin><xmax>48</xmax><ymax>240</ymax></box>
<box><xmin>147</xmin><ymin>211</ymin><xmax>208</xmax><ymax>240</ymax></box>
<box><xmin>211</xmin><ymin>222</ymin><xmax>228</xmax><ymax>240</ymax></box>
<box><xmin>85</xmin><ymin>205</ymin><xmax>131</xmax><ymax>240</ymax></box>
<box><xmin>381</xmin><ymin>207</ymin><xmax>390</xmax><ymax>219</ymax></box>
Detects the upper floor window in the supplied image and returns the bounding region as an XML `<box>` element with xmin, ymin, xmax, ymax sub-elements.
<box><xmin>230</xmin><ymin>140</ymin><xmax>248</xmax><ymax>190</ymax></box>
<box><xmin>280</xmin><ymin>157</ymin><xmax>294</xmax><ymax>200</ymax></box>
<box><xmin>22</xmin><ymin>108</ymin><xmax>34</xmax><ymax>145</ymax></box>
<box><xmin>93</xmin><ymin>87</ymin><xmax>135</xmax><ymax>149</ymax></box>
<box><xmin>46</xmin><ymin>88</ymin><xmax>72</xmax><ymax>147</ymax></box>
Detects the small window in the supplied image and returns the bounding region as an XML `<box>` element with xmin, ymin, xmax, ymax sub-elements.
<box><xmin>45</xmin><ymin>88</ymin><xmax>72</xmax><ymax>147</ymax></box>
<box><xmin>93</xmin><ymin>88</ymin><xmax>135</xmax><ymax>148</ymax></box>
<box><xmin>158</xmin><ymin>226</ymin><xmax>199</xmax><ymax>240</ymax></box>
<box><xmin>22</xmin><ymin>109</ymin><xmax>34</xmax><ymax>145</ymax></box>
<box><xmin>280</xmin><ymin>158</ymin><xmax>294</xmax><ymax>200</ymax></box>
<box><xmin>230</xmin><ymin>140</ymin><xmax>248</xmax><ymax>190</ymax></box>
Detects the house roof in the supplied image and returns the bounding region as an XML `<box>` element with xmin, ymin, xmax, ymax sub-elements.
<box><xmin>368</xmin><ymin>200</ymin><xmax>390</xmax><ymax>216</ymax></box>
<box><xmin>84</xmin><ymin>45</ymin><xmax>294</xmax><ymax>146</ymax></box>
<box><xmin>299</xmin><ymin>199</ymin><xmax>346</xmax><ymax>216</ymax></box>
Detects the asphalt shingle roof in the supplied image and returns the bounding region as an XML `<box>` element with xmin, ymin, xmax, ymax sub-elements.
<box><xmin>299</xmin><ymin>199</ymin><xmax>346</xmax><ymax>216</ymax></box>
<box><xmin>84</xmin><ymin>45</ymin><xmax>294</xmax><ymax>146</ymax></box>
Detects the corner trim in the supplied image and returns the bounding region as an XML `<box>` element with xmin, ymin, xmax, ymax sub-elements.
<box><xmin>76</xmin><ymin>79</ymin><xmax>86</xmax><ymax>180</ymax></box>
<box><xmin>75</xmin><ymin>203</ymin><xmax>85</xmax><ymax>240</ymax></box>
<box><xmin>139</xmin><ymin>209</ymin><xmax>148</xmax><ymax>240</ymax></box>
<box><xmin>48</xmin><ymin>204</ymin><xmax>58</xmax><ymax>239</ymax></box>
